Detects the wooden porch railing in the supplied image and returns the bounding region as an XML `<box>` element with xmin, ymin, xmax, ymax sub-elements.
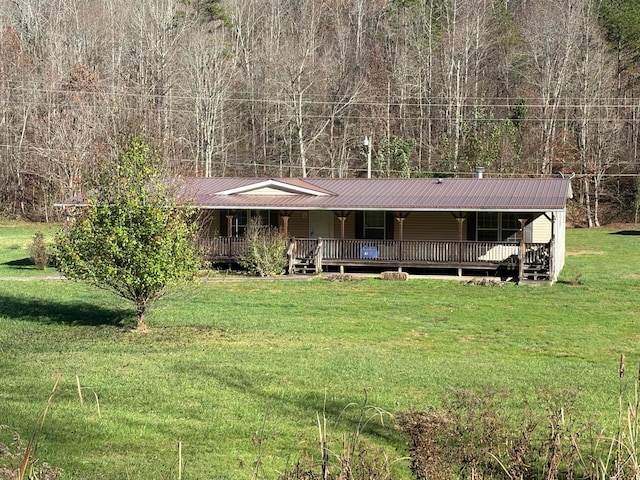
<box><xmin>198</xmin><ymin>236</ymin><xmax>550</xmax><ymax>267</ymax></box>
<box><xmin>197</xmin><ymin>236</ymin><xmax>248</xmax><ymax>260</ymax></box>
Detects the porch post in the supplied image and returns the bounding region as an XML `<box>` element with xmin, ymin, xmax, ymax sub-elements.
<box><xmin>280</xmin><ymin>211</ymin><xmax>291</xmax><ymax>238</ymax></box>
<box><xmin>518</xmin><ymin>218</ymin><xmax>528</xmax><ymax>280</ymax></box>
<box><xmin>336</xmin><ymin>212</ymin><xmax>350</xmax><ymax>274</ymax></box>
<box><xmin>395</xmin><ymin>212</ymin><xmax>408</xmax><ymax>271</ymax></box>
<box><xmin>550</xmin><ymin>213</ymin><xmax>556</xmax><ymax>281</ymax></box>
<box><xmin>336</xmin><ymin>214</ymin><xmax>348</xmax><ymax>239</ymax></box>
<box><xmin>226</xmin><ymin>213</ymin><xmax>234</xmax><ymax>237</ymax></box>
<box><xmin>455</xmin><ymin>215</ymin><xmax>466</xmax><ymax>277</ymax></box>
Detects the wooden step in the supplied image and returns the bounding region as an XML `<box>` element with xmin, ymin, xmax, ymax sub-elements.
<box><xmin>291</xmin><ymin>258</ymin><xmax>316</xmax><ymax>274</ymax></box>
<box><xmin>521</xmin><ymin>265</ymin><xmax>550</xmax><ymax>281</ymax></box>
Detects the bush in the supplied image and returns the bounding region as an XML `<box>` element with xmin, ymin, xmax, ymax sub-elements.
<box><xmin>239</xmin><ymin>217</ymin><xmax>287</xmax><ymax>276</ymax></box>
<box><xmin>29</xmin><ymin>232</ymin><xmax>49</xmax><ymax>270</ymax></box>
<box><xmin>397</xmin><ymin>389</ymin><xmax>542</xmax><ymax>480</ymax></box>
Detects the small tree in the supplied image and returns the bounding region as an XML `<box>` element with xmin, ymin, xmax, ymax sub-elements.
<box><xmin>54</xmin><ymin>135</ymin><xmax>199</xmax><ymax>330</ymax></box>
<box><xmin>29</xmin><ymin>232</ymin><xmax>49</xmax><ymax>270</ymax></box>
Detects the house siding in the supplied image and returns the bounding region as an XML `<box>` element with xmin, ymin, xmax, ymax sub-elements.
<box><xmin>286</xmin><ymin>211</ymin><xmax>309</xmax><ymax>238</ymax></box>
<box><xmin>338</xmin><ymin>215</ymin><xmax>357</xmax><ymax>239</ymax></box>
<box><xmin>531</xmin><ymin>215</ymin><xmax>552</xmax><ymax>243</ymax></box>
<box><xmin>552</xmin><ymin>211</ymin><xmax>566</xmax><ymax>281</ymax></box>
<box><xmin>401</xmin><ymin>212</ymin><xmax>462</xmax><ymax>240</ymax></box>
<box><xmin>206</xmin><ymin>209</ymin><xmax>558</xmax><ymax>246</ymax></box>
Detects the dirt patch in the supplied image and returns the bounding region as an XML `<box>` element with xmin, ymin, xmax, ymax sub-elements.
<box><xmin>565</xmin><ymin>248</ymin><xmax>604</xmax><ymax>256</ymax></box>
<box><xmin>602</xmin><ymin>222</ymin><xmax>639</xmax><ymax>230</ymax></box>
<box><xmin>624</xmin><ymin>273</ymin><xmax>640</xmax><ymax>280</ymax></box>
<box><xmin>323</xmin><ymin>274</ymin><xmax>365</xmax><ymax>282</ymax></box>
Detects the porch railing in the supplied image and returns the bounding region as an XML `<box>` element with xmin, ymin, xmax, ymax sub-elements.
<box><xmin>199</xmin><ymin>236</ymin><xmax>550</xmax><ymax>267</ymax></box>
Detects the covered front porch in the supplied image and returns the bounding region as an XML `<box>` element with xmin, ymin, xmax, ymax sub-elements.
<box><xmin>198</xmin><ymin>235</ymin><xmax>553</xmax><ymax>281</ymax></box>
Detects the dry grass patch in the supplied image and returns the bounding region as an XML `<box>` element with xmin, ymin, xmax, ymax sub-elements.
<box><xmin>565</xmin><ymin>247</ymin><xmax>604</xmax><ymax>256</ymax></box>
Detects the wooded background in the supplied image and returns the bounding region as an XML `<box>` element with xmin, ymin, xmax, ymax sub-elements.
<box><xmin>1</xmin><ymin>0</ymin><xmax>639</xmax><ymax>226</ymax></box>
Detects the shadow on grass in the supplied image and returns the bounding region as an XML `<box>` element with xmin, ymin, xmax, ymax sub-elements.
<box><xmin>199</xmin><ymin>365</ymin><xmax>399</xmax><ymax>445</ymax></box>
<box><xmin>0</xmin><ymin>293</ymin><xmax>133</xmax><ymax>327</ymax></box>
<box><xmin>611</xmin><ymin>230</ymin><xmax>640</xmax><ymax>235</ymax></box>
<box><xmin>2</xmin><ymin>257</ymin><xmax>36</xmax><ymax>269</ymax></box>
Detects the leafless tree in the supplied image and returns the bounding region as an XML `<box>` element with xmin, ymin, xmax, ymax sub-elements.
<box><xmin>520</xmin><ymin>0</ymin><xmax>584</xmax><ymax>175</ymax></box>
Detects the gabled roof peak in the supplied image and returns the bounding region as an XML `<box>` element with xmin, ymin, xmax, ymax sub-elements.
<box><xmin>215</xmin><ymin>178</ymin><xmax>332</xmax><ymax>196</ymax></box>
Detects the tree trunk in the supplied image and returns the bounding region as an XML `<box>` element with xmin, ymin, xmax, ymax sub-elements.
<box><xmin>136</xmin><ymin>302</ymin><xmax>147</xmax><ymax>331</ymax></box>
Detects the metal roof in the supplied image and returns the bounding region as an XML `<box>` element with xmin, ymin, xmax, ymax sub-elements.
<box><xmin>181</xmin><ymin>177</ymin><xmax>572</xmax><ymax>212</ymax></box>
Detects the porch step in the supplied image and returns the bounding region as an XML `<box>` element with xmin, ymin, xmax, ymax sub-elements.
<box><xmin>290</xmin><ymin>258</ymin><xmax>317</xmax><ymax>274</ymax></box>
<box><xmin>521</xmin><ymin>264</ymin><xmax>550</xmax><ymax>282</ymax></box>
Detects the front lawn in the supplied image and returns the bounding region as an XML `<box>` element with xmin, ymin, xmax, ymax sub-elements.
<box><xmin>0</xmin><ymin>224</ymin><xmax>639</xmax><ymax>479</ymax></box>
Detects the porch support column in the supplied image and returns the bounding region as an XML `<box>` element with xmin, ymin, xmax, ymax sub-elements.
<box><xmin>454</xmin><ymin>214</ymin><xmax>466</xmax><ymax>277</ymax></box>
<box><xmin>280</xmin><ymin>210</ymin><xmax>292</xmax><ymax>238</ymax></box>
<box><xmin>335</xmin><ymin>211</ymin><xmax>350</xmax><ymax>239</ymax></box>
<box><xmin>543</xmin><ymin>212</ymin><xmax>556</xmax><ymax>280</ymax></box>
<box><xmin>518</xmin><ymin>218</ymin><xmax>528</xmax><ymax>281</ymax></box>
<box><xmin>394</xmin><ymin>212</ymin><xmax>409</xmax><ymax>271</ymax></box>
<box><xmin>335</xmin><ymin>211</ymin><xmax>350</xmax><ymax>274</ymax></box>
<box><xmin>226</xmin><ymin>212</ymin><xmax>234</xmax><ymax>238</ymax></box>
<box><xmin>549</xmin><ymin>213</ymin><xmax>556</xmax><ymax>280</ymax></box>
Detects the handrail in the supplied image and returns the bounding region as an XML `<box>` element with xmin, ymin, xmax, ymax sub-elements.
<box><xmin>200</xmin><ymin>236</ymin><xmax>550</xmax><ymax>266</ymax></box>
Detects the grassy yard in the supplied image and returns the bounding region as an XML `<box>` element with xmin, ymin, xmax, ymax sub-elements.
<box><xmin>0</xmin><ymin>223</ymin><xmax>639</xmax><ymax>479</ymax></box>
<box><xmin>0</xmin><ymin>220</ymin><xmax>59</xmax><ymax>277</ymax></box>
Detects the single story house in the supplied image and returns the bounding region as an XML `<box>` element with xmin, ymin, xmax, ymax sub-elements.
<box><xmin>186</xmin><ymin>175</ymin><xmax>573</xmax><ymax>282</ymax></box>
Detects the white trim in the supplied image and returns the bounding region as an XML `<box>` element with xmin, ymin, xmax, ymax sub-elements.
<box><xmin>215</xmin><ymin>179</ymin><xmax>330</xmax><ymax>196</ymax></box>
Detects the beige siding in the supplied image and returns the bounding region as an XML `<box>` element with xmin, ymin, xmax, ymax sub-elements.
<box><xmin>286</xmin><ymin>211</ymin><xmax>309</xmax><ymax>238</ymax></box>
<box><xmin>239</xmin><ymin>187</ymin><xmax>296</xmax><ymax>195</ymax></box>
<box><xmin>326</xmin><ymin>212</ymin><xmax>458</xmax><ymax>240</ymax></box>
<box><xmin>339</xmin><ymin>215</ymin><xmax>357</xmax><ymax>238</ymax></box>
<box><xmin>551</xmin><ymin>211</ymin><xmax>566</xmax><ymax>281</ymax></box>
<box><xmin>402</xmin><ymin>212</ymin><xmax>461</xmax><ymax>240</ymax></box>
<box><xmin>199</xmin><ymin>210</ymin><xmax>222</xmax><ymax>236</ymax></box>
<box><xmin>531</xmin><ymin>214</ymin><xmax>552</xmax><ymax>243</ymax></box>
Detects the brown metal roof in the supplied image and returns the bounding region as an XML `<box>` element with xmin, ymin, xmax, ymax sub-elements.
<box><xmin>182</xmin><ymin>177</ymin><xmax>572</xmax><ymax>212</ymax></box>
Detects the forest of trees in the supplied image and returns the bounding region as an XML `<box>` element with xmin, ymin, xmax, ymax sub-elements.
<box><xmin>1</xmin><ymin>0</ymin><xmax>640</xmax><ymax>226</ymax></box>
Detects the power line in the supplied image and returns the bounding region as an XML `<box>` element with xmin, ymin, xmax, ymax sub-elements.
<box><xmin>4</xmin><ymin>84</ymin><xmax>640</xmax><ymax>110</ymax></box>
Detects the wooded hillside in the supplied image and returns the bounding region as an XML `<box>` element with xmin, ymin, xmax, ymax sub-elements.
<box><xmin>1</xmin><ymin>0</ymin><xmax>639</xmax><ymax>225</ymax></box>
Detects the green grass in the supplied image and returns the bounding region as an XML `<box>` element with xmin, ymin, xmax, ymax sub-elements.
<box><xmin>0</xmin><ymin>221</ymin><xmax>59</xmax><ymax>276</ymax></box>
<box><xmin>1</xmin><ymin>223</ymin><xmax>640</xmax><ymax>479</ymax></box>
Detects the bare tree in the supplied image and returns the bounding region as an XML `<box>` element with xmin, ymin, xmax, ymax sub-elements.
<box><xmin>520</xmin><ymin>0</ymin><xmax>584</xmax><ymax>175</ymax></box>
<box><xmin>183</xmin><ymin>26</ymin><xmax>236</xmax><ymax>177</ymax></box>
<box><xmin>572</xmin><ymin>1</ymin><xmax>618</xmax><ymax>227</ymax></box>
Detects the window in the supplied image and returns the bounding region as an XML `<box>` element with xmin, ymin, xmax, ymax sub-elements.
<box><xmin>475</xmin><ymin>213</ymin><xmax>522</xmax><ymax>241</ymax></box>
<box><xmin>231</xmin><ymin>210</ymin><xmax>278</xmax><ymax>236</ymax></box>
<box><xmin>477</xmin><ymin>212</ymin><xmax>499</xmax><ymax>241</ymax></box>
<box><xmin>501</xmin><ymin>214</ymin><xmax>521</xmax><ymax>241</ymax></box>
<box><xmin>257</xmin><ymin>210</ymin><xmax>278</xmax><ymax>228</ymax></box>
<box><xmin>231</xmin><ymin>211</ymin><xmax>248</xmax><ymax>236</ymax></box>
<box><xmin>363</xmin><ymin>211</ymin><xmax>385</xmax><ymax>239</ymax></box>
